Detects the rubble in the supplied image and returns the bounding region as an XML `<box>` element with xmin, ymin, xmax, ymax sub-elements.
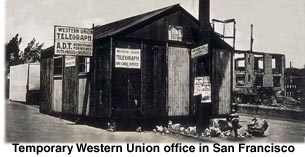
<box><xmin>185</xmin><ymin>126</ymin><xmax>197</xmax><ymax>135</ymax></box>
<box><xmin>152</xmin><ymin>116</ymin><xmax>268</xmax><ymax>140</ymax></box>
<box><xmin>106</xmin><ymin>122</ymin><xmax>117</xmax><ymax>132</ymax></box>
<box><xmin>247</xmin><ymin>117</ymin><xmax>269</xmax><ymax>136</ymax></box>
<box><xmin>136</xmin><ymin>126</ymin><xmax>143</xmax><ymax>133</ymax></box>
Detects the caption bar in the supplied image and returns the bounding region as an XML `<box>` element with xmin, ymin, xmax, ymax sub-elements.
<box><xmin>12</xmin><ymin>143</ymin><xmax>295</xmax><ymax>155</ymax></box>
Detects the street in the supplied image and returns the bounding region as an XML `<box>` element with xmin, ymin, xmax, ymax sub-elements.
<box><xmin>5</xmin><ymin>101</ymin><xmax>198</xmax><ymax>143</ymax></box>
<box><xmin>6</xmin><ymin>101</ymin><xmax>305</xmax><ymax>143</ymax></box>
<box><xmin>237</xmin><ymin>114</ymin><xmax>305</xmax><ymax>143</ymax></box>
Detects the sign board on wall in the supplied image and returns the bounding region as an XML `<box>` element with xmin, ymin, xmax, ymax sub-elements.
<box><xmin>115</xmin><ymin>48</ymin><xmax>141</xmax><ymax>69</ymax></box>
<box><xmin>191</xmin><ymin>44</ymin><xmax>208</xmax><ymax>58</ymax></box>
<box><xmin>54</xmin><ymin>25</ymin><xmax>93</xmax><ymax>56</ymax></box>
<box><xmin>65</xmin><ymin>56</ymin><xmax>76</xmax><ymax>67</ymax></box>
<box><xmin>194</xmin><ymin>76</ymin><xmax>211</xmax><ymax>103</ymax></box>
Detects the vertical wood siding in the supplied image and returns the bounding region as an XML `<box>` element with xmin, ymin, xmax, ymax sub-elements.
<box><xmin>52</xmin><ymin>79</ymin><xmax>62</xmax><ymax>112</ymax></box>
<box><xmin>78</xmin><ymin>77</ymin><xmax>90</xmax><ymax>116</ymax></box>
<box><xmin>92</xmin><ymin>42</ymin><xmax>112</xmax><ymax>118</ymax></box>
<box><xmin>168</xmin><ymin>47</ymin><xmax>190</xmax><ymax>116</ymax></box>
<box><xmin>62</xmin><ymin>66</ymin><xmax>78</xmax><ymax>114</ymax></box>
<box><xmin>9</xmin><ymin>64</ymin><xmax>29</xmax><ymax>102</ymax></box>
<box><xmin>141</xmin><ymin>44</ymin><xmax>167</xmax><ymax>117</ymax></box>
<box><xmin>212</xmin><ymin>49</ymin><xmax>232</xmax><ymax>115</ymax></box>
<box><xmin>40</xmin><ymin>58</ymin><xmax>53</xmax><ymax>113</ymax></box>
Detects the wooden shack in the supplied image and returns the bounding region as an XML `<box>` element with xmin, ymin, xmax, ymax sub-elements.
<box><xmin>40</xmin><ymin>3</ymin><xmax>233</xmax><ymax>127</ymax></box>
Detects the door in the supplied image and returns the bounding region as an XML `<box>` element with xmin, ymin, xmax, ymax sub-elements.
<box><xmin>62</xmin><ymin>56</ymin><xmax>78</xmax><ymax>114</ymax></box>
<box><xmin>168</xmin><ymin>47</ymin><xmax>190</xmax><ymax>116</ymax></box>
<box><xmin>112</xmin><ymin>68</ymin><xmax>141</xmax><ymax>118</ymax></box>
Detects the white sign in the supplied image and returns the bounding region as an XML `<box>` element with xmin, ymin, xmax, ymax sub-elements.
<box><xmin>191</xmin><ymin>44</ymin><xmax>208</xmax><ymax>58</ymax></box>
<box><xmin>54</xmin><ymin>25</ymin><xmax>93</xmax><ymax>56</ymax></box>
<box><xmin>115</xmin><ymin>48</ymin><xmax>141</xmax><ymax>69</ymax></box>
<box><xmin>194</xmin><ymin>76</ymin><xmax>211</xmax><ymax>103</ymax></box>
<box><xmin>65</xmin><ymin>56</ymin><xmax>76</xmax><ymax>67</ymax></box>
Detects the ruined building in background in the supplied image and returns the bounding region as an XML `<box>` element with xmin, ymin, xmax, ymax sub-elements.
<box><xmin>285</xmin><ymin>67</ymin><xmax>305</xmax><ymax>103</ymax></box>
<box><xmin>233</xmin><ymin>50</ymin><xmax>285</xmax><ymax>104</ymax></box>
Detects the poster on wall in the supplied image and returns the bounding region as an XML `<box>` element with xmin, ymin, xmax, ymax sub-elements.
<box><xmin>194</xmin><ymin>76</ymin><xmax>211</xmax><ymax>103</ymax></box>
<box><xmin>54</xmin><ymin>25</ymin><xmax>93</xmax><ymax>56</ymax></box>
<box><xmin>65</xmin><ymin>56</ymin><xmax>76</xmax><ymax>67</ymax></box>
<box><xmin>191</xmin><ymin>44</ymin><xmax>208</xmax><ymax>58</ymax></box>
<box><xmin>115</xmin><ymin>48</ymin><xmax>141</xmax><ymax>69</ymax></box>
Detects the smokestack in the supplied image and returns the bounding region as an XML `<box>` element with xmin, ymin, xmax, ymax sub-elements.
<box><xmin>199</xmin><ymin>0</ymin><xmax>210</xmax><ymax>30</ymax></box>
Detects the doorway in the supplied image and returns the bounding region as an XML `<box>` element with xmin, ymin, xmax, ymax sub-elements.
<box><xmin>112</xmin><ymin>68</ymin><xmax>141</xmax><ymax>118</ymax></box>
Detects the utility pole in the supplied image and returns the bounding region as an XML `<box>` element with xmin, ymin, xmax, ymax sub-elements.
<box><xmin>250</xmin><ymin>24</ymin><xmax>254</xmax><ymax>52</ymax></box>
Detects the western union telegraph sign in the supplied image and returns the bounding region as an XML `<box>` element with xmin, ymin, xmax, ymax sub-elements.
<box><xmin>115</xmin><ymin>48</ymin><xmax>141</xmax><ymax>69</ymax></box>
<box><xmin>54</xmin><ymin>25</ymin><xmax>93</xmax><ymax>56</ymax></box>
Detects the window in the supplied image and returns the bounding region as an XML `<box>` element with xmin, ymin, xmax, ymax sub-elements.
<box><xmin>168</xmin><ymin>25</ymin><xmax>183</xmax><ymax>41</ymax></box>
<box><xmin>272</xmin><ymin>58</ymin><xmax>276</xmax><ymax>69</ymax></box>
<box><xmin>273</xmin><ymin>76</ymin><xmax>281</xmax><ymax>87</ymax></box>
<box><xmin>235</xmin><ymin>60</ymin><xmax>245</xmax><ymax>71</ymax></box>
<box><xmin>236</xmin><ymin>74</ymin><xmax>245</xmax><ymax>86</ymax></box>
<box><xmin>53</xmin><ymin>56</ymin><xmax>63</xmax><ymax>75</ymax></box>
<box><xmin>78</xmin><ymin>56</ymin><xmax>90</xmax><ymax>73</ymax></box>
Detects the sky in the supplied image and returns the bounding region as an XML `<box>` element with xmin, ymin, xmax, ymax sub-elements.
<box><xmin>4</xmin><ymin>0</ymin><xmax>305</xmax><ymax>68</ymax></box>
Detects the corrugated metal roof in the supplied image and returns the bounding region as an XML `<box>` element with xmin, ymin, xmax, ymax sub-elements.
<box><xmin>94</xmin><ymin>4</ymin><xmax>181</xmax><ymax>39</ymax></box>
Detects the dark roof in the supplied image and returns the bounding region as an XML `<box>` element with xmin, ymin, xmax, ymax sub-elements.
<box><xmin>43</xmin><ymin>4</ymin><xmax>234</xmax><ymax>54</ymax></box>
<box><xmin>93</xmin><ymin>4</ymin><xmax>233</xmax><ymax>50</ymax></box>
<box><xmin>41</xmin><ymin>45</ymin><xmax>54</xmax><ymax>58</ymax></box>
<box><xmin>210</xmin><ymin>33</ymin><xmax>234</xmax><ymax>51</ymax></box>
<box><xmin>94</xmin><ymin>4</ymin><xmax>199</xmax><ymax>39</ymax></box>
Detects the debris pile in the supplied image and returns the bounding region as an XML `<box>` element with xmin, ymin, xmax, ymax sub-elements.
<box><xmin>152</xmin><ymin>121</ymin><xmax>197</xmax><ymax>136</ymax></box>
<box><xmin>247</xmin><ymin>117</ymin><xmax>269</xmax><ymax>136</ymax></box>
<box><xmin>136</xmin><ymin>126</ymin><xmax>143</xmax><ymax>133</ymax></box>
<box><xmin>106</xmin><ymin>122</ymin><xmax>117</xmax><ymax>132</ymax></box>
<box><xmin>153</xmin><ymin>116</ymin><xmax>269</xmax><ymax>140</ymax></box>
<box><xmin>153</xmin><ymin>125</ymin><xmax>170</xmax><ymax>134</ymax></box>
<box><xmin>202</xmin><ymin>117</ymin><xmax>239</xmax><ymax>138</ymax></box>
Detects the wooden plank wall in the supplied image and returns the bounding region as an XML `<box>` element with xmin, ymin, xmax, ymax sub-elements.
<box><xmin>152</xmin><ymin>45</ymin><xmax>167</xmax><ymax>117</ymax></box>
<box><xmin>9</xmin><ymin>64</ymin><xmax>29</xmax><ymax>102</ymax></box>
<box><xmin>141</xmin><ymin>44</ymin><xmax>154</xmax><ymax>116</ymax></box>
<box><xmin>141</xmin><ymin>44</ymin><xmax>167</xmax><ymax>117</ymax></box>
<box><xmin>78</xmin><ymin>77</ymin><xmax>90</xmax><ymax>116</ymax></box>
<box><xmin>62</xmin><ymin>65</ymin><xmax>78</xmax><ymax>114</ymax></box>
<box><xmin>167</xmin><ymin>46</ymin><xmax>190</xmax><ymax>116</ymax></box>
<box><xmin>91</xmin><ymin>40</ymin><xmax>112</xmax><ymax>118</ymax></box>
<box><xmin>52</xmin><ymin>79</ymin><xmax>62</xmax><ymax>112</ymax></box>
<box><xmin>40</xmin><ymin>58</ymin><xmax>53</xmax><ymax>113</ymax></box>
<box><xmin>212</xmin><ymin>49</ymin><xmax>232</xmax><ymax>115</ymax></box>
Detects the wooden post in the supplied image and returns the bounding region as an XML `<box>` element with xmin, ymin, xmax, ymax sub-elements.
<box><xmin>233</xmin><ymin>21</ymin><xmax>236</xmax><ymax>50</ymax></box>
<box><xmin>109</xmin><ymin>37</ymin><xmax>113</xmax><ymax>117</ymax></box>
<box><xmin>223</xmin><ymin>23</ymin><xmax>226</xmax><ymax>40</ymax></box>
<box><xmin>250</xmin><ymin>24</ymin><xmax>254</xmax><ymax>52</ymax></box>
<box><xmin>61</xmin><ymin>55</ymin><xmax>65</xmax><ymax>114</ymax></box>
<box><xmin>89</xmin><ymin>23</ymin><xmax>95</xmax><ymax>116</ymax></box>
